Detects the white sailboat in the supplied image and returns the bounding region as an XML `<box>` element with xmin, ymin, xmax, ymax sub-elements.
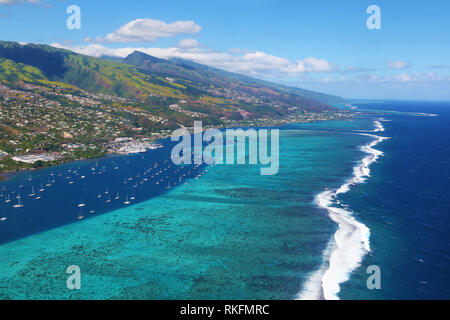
<box><xmin>13</xmin><ymin>195</ymin><xmax>24</xmax><ymax>208</ymax></box>
<box><xmin>5</xmin><ymin>194</ymin><xmax>11</xmax><ymax>203</ymax></box>
<box><xmin>124</xmin><ymin>195</ymin><xmax>130</xmax><ymax>205</ymax></box>
<box><xmin>77</xmin><ymin>210</ymin><xmax>84</xmax><ymax>220</ymax></box>
<box><xmin>78</xmin><ymin>199</ymin><xmax>85</xmax><ymax>208</ymax></box>
<box><xmin>29</xmin><ymin>186</ymin><xmax>36</xmax><ymax>197</ymax></box>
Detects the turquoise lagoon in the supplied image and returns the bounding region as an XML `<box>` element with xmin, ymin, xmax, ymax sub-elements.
<box><xmin>0</xmin><ymin>120</ymin><xmax>378</xmax><ymax>300</ymax></box>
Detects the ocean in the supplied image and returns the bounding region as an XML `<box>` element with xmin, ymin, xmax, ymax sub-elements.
<box><xmin>0</xmin><ymin>100</ymin><xmax>448</xmax><ymax>300</ymax></box>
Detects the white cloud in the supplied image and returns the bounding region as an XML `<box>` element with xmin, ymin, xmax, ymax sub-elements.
<box><xmin>228</xmin><ymin>48</ymin><xmax>251</xmax><ymax>54</ymax></box>
<box><xmin>51</xmin><ymin>42</ymin><xmax>338</xmax><ymax>78</ymax></box>
<box><xmin>390</xmin><ymin>72</ymin><xmax>449</xmax><ymax>83</ymax></box>
<box><xmin>387</xmin><ymin>60</ymin><xmax>410</xmax><ymax>69</ymax></box>
<box><xmin>283</xmin><ymin>58</ymin><xmax>337</xmax><ymax>73</ymax></box>
<box><xmin>356</xmin><ymin>72</ymin><xmax>450</xmax><ymax>83</ymax></box>
<box><xmin>178</xmin><ymin>38</ymin><xmax>200</xmax><ymax>49</ymax></box>
<box><xmin>85</xmin><ymin>18</ymin><xmax>202</xmax><ymax>43</ymax></box>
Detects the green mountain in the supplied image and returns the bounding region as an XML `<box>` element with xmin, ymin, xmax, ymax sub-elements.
<box><xmin>124</xmin><ymin>50</ymin><xmax>342</xmax><ymax>105</ymax></box>
<box><xmin>0</xmin><ymin>41</ymin><xmax>343</xmax><ymax>120</ymax></box>
<box><xmin>0</xmin><ymin>41</ymin><xmax>353</xmax><ymax>173</ymax></box>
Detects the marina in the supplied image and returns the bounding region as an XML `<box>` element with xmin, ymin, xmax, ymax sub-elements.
<box><xmin>0</xmin><ymin>139</ymin><xmax>208</xmax><ymax>245</ymax></box>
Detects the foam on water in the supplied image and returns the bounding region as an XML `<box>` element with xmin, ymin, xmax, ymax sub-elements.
<box><xmin>298</xmin><ymin>121</ymin><xmax>388</xmax><ymax>300</ymax></box>
<box><xmin>373</xmin><ymin>120</ymin><xmax>385</xmax><ymax>133</ymax></box>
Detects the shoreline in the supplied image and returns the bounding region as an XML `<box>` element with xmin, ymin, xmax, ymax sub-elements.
<box><xmin>0</xmin><ymin>110</ymin><xmax>355</xmax><ymax>182</ymax></box>
<box><xmin>1</xmin><ymin>113</ymin><xmax>390</xmax><ymax>299</ymax></box>
<box><xmin>298</xmin><ymin>119</ymin><xmax>389</xmax><ymax>300</ymax></box>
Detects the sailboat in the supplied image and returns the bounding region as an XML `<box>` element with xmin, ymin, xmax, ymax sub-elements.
<box><xmin>78</xmin><ymin>199</ymin><xmax>85</xmax><ymax>208</ymax></box>
<box><xmin>77</xmin><ymin>210</ymin><xmax>84</xmax><ymax>220</ymax></box>
<box><xmin>106</xmin><ymin>195</ymin><xmax>111</xmax><ymax>203</ymax></box>
<box><xmin>29</xmin><ymin>186</ymin><xmax>36</xmax><ymax>197</ymax></box>
<box><xmin>39</xmin><ymin>184</ymin><xmax>45</xmax><ymax>192</ymax></box>
<box><xmin>5</xmin><ymin>194</ymin><xmax>11</xmax><ymax>203</ymax></box>
<box><xmin>13</xmin><ymin>195</ymin><xmax>24</xmax><ymax>208</ymax></box>
<box><xmin>115</xmin><ymin>192</ymin><xmax>120</xmax><ymax>200</ymax></box>
<box><xmin>35</xmin><ymin>192</ymin><xmax>42</xmax><ymax>200</ymax></box>
<box><xmin>124</xmin><ymin>195</ymin><xmax>130</xmax><ymax>205</ymax></box>
<box><xmin>105</xmin><ymin>187</ymin><xmax>109</xmax><ymax>195</ymax></box>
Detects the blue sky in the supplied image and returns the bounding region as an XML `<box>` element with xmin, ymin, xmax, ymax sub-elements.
<box><xmin>0</xmin><ymin>0</ymin><xmax>449</xmax><ymax>100</ymax></box>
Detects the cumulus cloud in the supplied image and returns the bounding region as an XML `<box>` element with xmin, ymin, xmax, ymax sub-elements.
<box><xmin>51</xmin><ymin>42</ymin><xmax>338</xmax><ymax>78</ymax></box>
<box><xmin>85</xmin><ymin>18</ymin><xmax>202</xmax><ymax>43</ymax></box>
<box><xmin>387</xmin><ymin>60</ymin><xmax>410</xmax><ymax>69</ymax></box>
<box><xmin>178</xmin><ymin>38</ymin><xmax>200</xmax><ymax>49</ymax></box>
<box><xmin>283</xmin><ymin>58</ymin><xmax>337</xmax><ymax>73</ymax></box>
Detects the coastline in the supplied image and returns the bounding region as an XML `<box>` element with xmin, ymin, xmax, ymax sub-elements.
<box><xmin>298</xmin><ymin>119</ymin><xmax>388</xmax><ymax>300</ymax></box>
<box><xmin>0</xmin><ymin>119</ymin><xmax>365</xmax><ymax>299</ymax></box>
<box><xmin>0</xmin><ymin>110</ymin><xmax>354</xmax><ymax>182</ymax></box>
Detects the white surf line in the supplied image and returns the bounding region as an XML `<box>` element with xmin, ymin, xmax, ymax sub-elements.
<box><xmin>297</xmin><ymin>121</ymin><xmax>389</xmax><ymax>300</ymax></box>
<box><xmin>373</xmin><ymin>120</ymin><xmax>385</xmax><ymax>133</ymax></box>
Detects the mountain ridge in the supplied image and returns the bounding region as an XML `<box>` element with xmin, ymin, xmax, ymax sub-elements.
<box><xmin>0</xmin><ymin>41</ymin><xmax>353</xmax><ymax>173</ymax></box>
<box><xmin>0</xmin><ymin>41</ymin><xmax>345</xmax><ymax>123</ymax></box>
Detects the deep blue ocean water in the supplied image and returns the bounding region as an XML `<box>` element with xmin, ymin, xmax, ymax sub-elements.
<box><xmin>339</xmin><ymin>100</ymin><xmax>450</xmax><ymax>300</ymax></box>
<box><xmin>0</xmin><ymin>100</ymin><xmax>448</xmax><ymax>300</ymax></box>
